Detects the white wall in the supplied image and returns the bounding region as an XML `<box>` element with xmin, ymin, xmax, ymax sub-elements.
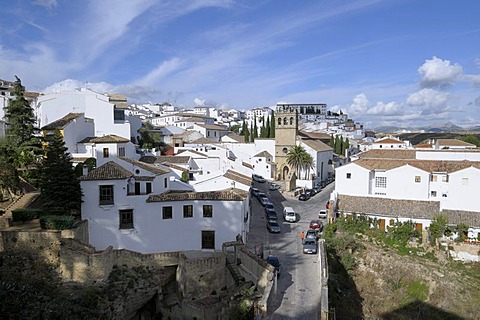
<box><xmin>385</xmin><ymin>165</ymin><xmax>430</xmax><ymax>200</ymax></box>
<box><xmin>335</xmin><ymin>163</ymin><xmax>372</xmax><ymax>196</ymax></box>
<box><xmin>446</xmin><ymin>167</ymin><xmax>480</xmax><ymax>212</ymax></box>
<box><xmin>37</xmin><ymin>90</ymin><xmax>131</xmax><ymax>139</ymax></box>
<box><xmin>416</xmin><ymin>150</ymin><xmax>480</xmax><ymax>161</ymax></box>
<box><xmin>62</xmin><ymin>115</ymin><xmax>94</xmax><ymax>153</ymax></box>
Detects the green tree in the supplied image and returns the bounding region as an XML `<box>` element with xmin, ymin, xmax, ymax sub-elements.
<box><xmin>329</xmin><ymin>135</ymin><xmax>335</xmax><ymax>149</ymax></box>
<box><xmin>240</xmin><ymin>120</ymin><xmax>246</xmax><ymax>136</ymax></box>
<box><xmin>265</xmin><ymin>115</ymin><xmax>271</xmax><ymax>138</ymax></box>
<box><xmin>230</xmin><ymin>124</ymin><xmax>241</xmax><ymax>134</ymax></box>
<box><xmin>39</xmin><ymin>132</ymin><xmax>82</xmax><ymax>214</ymax></box>
<box><xmin>459</xmin><ymin>135</ymin><xmax>480</xmax><ymax>147</ymax></box>
<box><xmin>253</xmin><ymin>116</ymin><xmax>258</xmax><ymax>140</ymax></box>
<box><xmin>269</xmin><ymin>110</ymin><xmax>275</xmax><ymax>138</ymax></box>
<box><xmin>244</xmin><ymin>124</ymin><xmax>250</xmax><ymax>143</ymax></box>
<box><xmin>428</xmin><ymin>215</ymin><xmax>448</xmax><ymax>245</ymax></box>
<box><xmin>4</xmin><ymin>76</ymin><xmax>37</xmax><ymax>147</ymax></box>
<box><xmin>0</xmin><ymin>137</ymin><xmax>20</xmax><ymax>198</ymax></box>
<box><xmin>250</xmin><ymin>123</ymin><xmax>254</xmax><ymax>142</ymax></box>
<box><xmin>344</xmin><ymin>138</ymin><xmax>350</xmax><ymax>154</ymax></box>
<box><xmin>287</xmin><ymin>145</ymin><xmax>311</xmax><ymax>179</ymax></box>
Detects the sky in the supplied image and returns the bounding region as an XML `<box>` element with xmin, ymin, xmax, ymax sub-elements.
<box><xmin>1</xmin><ymin>0</ymin><xmax>480</xmax><ymax>129</ymax></box>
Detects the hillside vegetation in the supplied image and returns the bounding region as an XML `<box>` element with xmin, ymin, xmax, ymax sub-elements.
<box><xmin>325</xmin><ymin>218</ymin><xmax>480</xmax><ymax>319</ymax></box>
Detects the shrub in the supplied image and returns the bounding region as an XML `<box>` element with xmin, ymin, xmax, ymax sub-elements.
<box><xmin>11</xmin><ymin>209</ymin><xmax>43</xmax><ymax>222</ymax></box>
<box><xmin>40</xmin><ymin>215</ymin><xmax>75</xmax><ymax>230</ymax></box>
<box><xmin>428</xmin><ymin>214</ymin><xmax>448</xmax><ymax>245</ymax></box>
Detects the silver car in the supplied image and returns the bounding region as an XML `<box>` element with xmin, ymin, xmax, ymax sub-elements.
<box><xmin>303</xmin><ymin>239</ymin><xmax>318</xmax><ymax>254</ymax></box>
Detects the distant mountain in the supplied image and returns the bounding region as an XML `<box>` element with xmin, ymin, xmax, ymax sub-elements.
<box><xmin>374</xmin><ymin>121</ymin><xmax>467</xmax><ymax>134</ymax></box>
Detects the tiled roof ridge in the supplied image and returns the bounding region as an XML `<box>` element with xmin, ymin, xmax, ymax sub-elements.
<box><xmin>147</xmin><ymin>188</ymin><xmax>248</xmax><ymax>202</ymax></box>
<box><xmin>41</xmin><ymin>112</ymin><xmax>84</xmax><ymax>130</ymax></box>
<box><xmin>119</xmin><ymin>157</ymin><xmax>170</xmax><ymax>175</ymax></box>
<box><xmin>80</xmin><ymin>161</ymin><xmax>132</xmax><ymax>180</ymax></box>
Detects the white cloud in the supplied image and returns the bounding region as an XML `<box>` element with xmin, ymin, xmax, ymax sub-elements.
<box><xmin>406</xmin><ymin>88</ymin><xmax>450</xmax><ymax>107</ymax></box>
<box><xmin>418</xmin><ymin>56</ymin><xmax>463</xmax><ymax>88</ymax></box>
<box><xmin>462</xmin><ymin>74</ymin><xmax>480</xmax><ymax>87</ymax></box>
<box><xmin>137</xmin><ymin>58</ymin><xmax>184</xmax><ymax>86</ymax></box>
<box><xmin>194</xmin><ymin>98</ymin><xmax>206</xmax><ymax>106</ymax></box>
<box><xmin>33</xmin><ymin>0</ymin><xmax>58</xmax><ymax>9</ymax></box>
<box><xmin>349</xmin><ymin>93</ymin><xmax>370</xmax><ymax>114</ymax></box>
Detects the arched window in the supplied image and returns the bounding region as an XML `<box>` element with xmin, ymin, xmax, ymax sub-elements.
<box><xmin>278</xmin><ymin>118</ymin><xmax>282</xmax><ymax>125</ymax></box>
<box><xmin>290</xmin><ymin>117</ymin><xmax>294</xmax><ymax>125</ymax></box>
<box><xmin>283</xmin><ymin>117</ymin><xmax>288</xmax><ymax>125</ymax></box>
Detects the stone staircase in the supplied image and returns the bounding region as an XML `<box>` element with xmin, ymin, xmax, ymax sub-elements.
<box><xmin>0</xmin><ymin>192</ymin><xmax>41</xmax><ymax>228</ymax></box>
<box><xmin>226</xmin><ymin>256</ymin><xmax>245</xmax><ymax>286</ymax></box>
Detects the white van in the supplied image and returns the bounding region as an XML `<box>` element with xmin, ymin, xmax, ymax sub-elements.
<box><xmin>283</xmin><ymin>207</ymin><xmax>297</xmax><ymax>222</ymax></box>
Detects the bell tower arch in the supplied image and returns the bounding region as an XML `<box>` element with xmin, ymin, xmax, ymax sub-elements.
<box><xmin>274</xmin><ymin>104</ymin><xmax>298</xmax><ymax>181</ymax></box>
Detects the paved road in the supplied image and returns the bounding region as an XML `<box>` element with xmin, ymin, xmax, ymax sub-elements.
<box><xmin>246</xmin><ymin>182</ymin><xmax>335</xmax><ymax>319</ymax></box>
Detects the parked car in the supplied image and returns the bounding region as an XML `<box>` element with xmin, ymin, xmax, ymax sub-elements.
<box><xmin>256</xmin><ymin>192</ymin><xmax>267</xmax><ymax>200</ymax></box>
<box><xmin>266</xmin><ymin>220</ymin><xmax>281</xmax><ymax>233</ymax></box>
<box><xmin>305</xmin><ymin>229</ymin><xmax>318</xmax><ymax>241</ymax></box>
<box><xmin>318</xmin><ymin>210</ymin><xmax>328</xmax><ymax>219</ymax></box>
<box><xmin>250</xmin><ymin>187</ymin><xmax>259</xmax><ymax>197</ymax></box>
<box><xmin>252</xmin><ymin>174</ymin><xmax>266</xmax><ymax>183</ymax></box>
<box><xmin>283</xmin><ymin>207</ymin><xmax>297</xmax><ymax>222</ymax></box>
<box><xmin>266</xmin><ymin>255</ymin><xmax>281</xmax><ymax>276</ymax></box>
<box><xmin>259</xmin><ymin>197</ymin><xmax>271</xmax><ymax>207</ymax></box>
<box><xmin>265</xmin><ymin>208</ymin><xmax>278</xmax><ymax>221</ymax></box>
<box><xmin>269</xmin><ymin>183</ymin><xmax>281</xmax><ymax>191</ymax></box>
<box><xmin>303</xmin><ymin>238</ymin><xmax>318</xmax><ymax>254</ymax></box>
<box><xmin>305</xmin><ymin>189</ymin><xmax>314</xmax><ymax>197</ymax></box>
<box><xmin>264</xmin><ymin>202</ymin><xmax>275</xmax><ymax>213</ymax></box>
<box><xmin>298</xmin><ymin>193</ymin><xmax>310</xmax><ymax>201</ymax></box>
<box><xmin>309</xmin><ymin>219</ymin><xmax>323</xmax><ymax>231</ymax></box>
<box><xmin>312</xmin><ymin>186</ymin><xmax>321</xmax><ymax>194</ymax></box>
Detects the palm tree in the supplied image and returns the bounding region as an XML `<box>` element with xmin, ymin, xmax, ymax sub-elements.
<box><xmin>287</xmin><ymin>145</ymin><xmax>310</xmax><ymax>179</ymax></box>
<box><xmin>301</xmin><ymin>152</ymin><xmax>314</xmax><ymax>179</ymax></box>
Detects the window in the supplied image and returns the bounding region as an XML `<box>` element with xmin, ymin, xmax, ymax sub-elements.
<box><xmin>375</xmin><ymin>176</ymin><xmax>387</xmax><ymax>188</ymax></box>
<box><xmin>103</xmin><ymin>148</ymin><xmax>109</xmax><ymax>158</ymax></box>
<box><xmin>202</xmin><ymin>230</ymin><xmax>215</xmax><ymax>249</ymax></box>
<box><xmin>135</xmin><ymin>182</ymin><xmax>140</xmax><ymax>195</ymax></box>
<box><xmin>431</xmin><ymin>191</ymin><xmax>437</xmax><ymax>197</ymax></box>
<box><xmin>346</xmin><ymin>173</ymin><xmax>351</xmax><ymax>179</ymax></box>
<box><xmin>164</xmin><ymin>177</ymin><xmax>168</xmax><ymax>188</ymax></box>
<box><xmin>183</xmin><ymin>205</ymin><xmax>193</xmax><ymax>218</ymax></box>
<box><xmin>203</xmin><ymin>205</ymin><xmax>213</xmax><ymax>218</ymax></box>
<box><xmin>99</xmin><ymin>185</ymin><xmax>114</xmax><ymax>205</ymax></box>
<box><xmin>462</xmin><ymin>178</ymin><xmax>469</xmax><ymax>185</ymax></box>
<box><xmin>119</xmin><ymin>209</ymin><xmax>133</xmax><ymax>229</ymax></box>
<box><xmin>415</xmin><ymin>176</ymin><xmax>421</xmax><ymax>183</ymax></box>
<box><xmin>389</xmin><ymin>219</ymin><xmax>395</xmax><ymax>226</ymax></box>
<box><xmin>442</xmin><ymin>193</ymin><xmax>448</xmax><ymax>198</ymax></box>
<box><xmin>442</xmin><ymin>175</ymin><xmax>449</xmax><ymax>182</ymax></box>
<box><xmin>278</xmin><ymin>118</ymin><xmax>281</xmax><ymax>125</ymax></box>
<box><xmin>162</xmin><ymin>206</ymin><xmax>173</xmax><ymax>219</ymax></box>
<box><xmin>290</xmin><ymin>117</ymin><xmax>294</xmax><ymax>125</ymax></box>
<box><xmin>118</xmin><ymin>147</ymin><xmax>125</xmax><ymax>157</ymax></box>
<box><xmin>146</xmin><ymin>182</ymin><xmax>152</xmax><ymax>194</ymax></box>
<box><xmin>430</xmin><ymin>175</ymin><xmax>437</xmax><ymax>182</ymax></box>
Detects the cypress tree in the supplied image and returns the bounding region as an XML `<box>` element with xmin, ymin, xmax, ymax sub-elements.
<box><xmin>250</xmin><ymin>122</ymin><xmax>254</xmax><ymax>142</ymax></box>
<box><xmin>253</xmin><ymin>115</ymin><xmax>258</xmax><ymax>140</ymax></box>
<box><xmin>270</xmin><ymin>110</ymin><xmax>275</xmax><ymax>138</ymax></box>
<box><xmin>244</xmin><ymin>124</ymin><xmax>250</xmax><ymax>143</ymax></box>
<box><xmin>39</xmin><ymin>132</ymin><xmax>82</xmax><ymax>214</ymax></box>
<box><xmin>265</xmin><ymin>116</ymin><xmax>271</xmax><ymax>138</ymax></box>
<box><xmin>329</xmin><ymin>135</ymin><xmax>335</xmax><ymax>149</ymax></box>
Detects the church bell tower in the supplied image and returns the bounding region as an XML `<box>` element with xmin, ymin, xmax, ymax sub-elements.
<box><xmin>274</xmin><ymin>104</ymin><xmax>298</xmax><ymax>181</ymax></box>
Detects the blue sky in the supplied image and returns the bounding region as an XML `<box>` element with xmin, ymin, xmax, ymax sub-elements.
<box><xmin>1</xmin><ymin>0</ymin><xmax>480</xmax><ymax>129</ymax></box>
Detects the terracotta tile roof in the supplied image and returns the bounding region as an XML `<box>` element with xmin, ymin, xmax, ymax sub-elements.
<box><xmin>437</xmin><ymin>139</ymin><xmax>476</xmax><ymax>147</ymax></box>
<box><xmin>301</xmin><ymin>138</ymin><xmax>333</xmax><ymax>152</ymax></box>
<box><xmin>140</xmin><ymin>155</ymin><xmax>190</xmax><ymax>165</ymax></box>
<box><xmin>176</xmin><ymin>113</ymin><xmax>214</xmax><ymax>119</ymax></box>
<box><xmin>354</xmin><ymin>158</ymin><xmax>480</xmax><ymax>173</ymax></box>
<box><xmin>191</xmin><ymin>137</ymin><xmax>219</xmax><ymax>144</ymax></box>
<box><xmin>374</xmin><ymin>137</ymin><xmax>404</xmax><ymax>144</ymax></box>
<box><xmin>440</xmin><ymin>209</ymin><xmax>480</xmax><ymax>227</ymax></box>
<box><xmin>223</xmin><ymin>169</ymin><xmax>252</xmax><ymax>186</ymax></box>
<box><xmin>414</xmin><ymin>143</ymin><xmax>433</xmax><ymax>149</ymax></box>
<box><xmin>161</xmin><ymin>162</ymin><xmax>188</xmax><ymax>172</ymax></box>
<box><xmin>195</xmin><ymin>123</ymin><xmax>229</xmax><ymax>131</ymax></box>
<box><xmin>337</xmin><ymin>195</ymin><xmax>440</xmax><ymax>219</ymax></box>
<box><xmin>80</xmin><ymin>161</ymin><xmax>132</xmax><ymax>180</ymax></box>
<box><xmin>175</xmin><ymin>117</ymin><xmax>205</xmax><ymax>123</ymax></box>
<box><xmin>107</xmin><ymin>93</ymin><xmax>128</xmax><ymax>109</ymax></box>
<box><xmin>41</xmin><ymin>113</ymin><xmax>83</xmax><ymax>130</ymax></box>
<box><xmin>119</xmin><ymin>157</ymin><xmax>170</xmax><ymax>175</ymax></box>
<box><xmin>147</xmin><ymin>188</ymin><xmax>248</xmax><ymax>202</ymax></box>
<box><xmin>298</xmin><ymin>131</ymin><xmax>331</xmax><ymax>140</ymax></box>
<box><xmin>254</xmin><ymin>150</ymin><xmax>273</xmax><ymax>158</ymax></box>
<box><xmin>242</xmin><ymin>162</ymin><xmax>253</xmax><ymax>169</ymax></box>
<box><xmin>357</xmin><ymin>149</ymin><xmax>417</xmax><ymax>160</ymax></box>
<box><xmin>78</xmin><ymin>135</ymin><xmax>130</xmax><ymax>144</ymax></box>
<box><xmin>224</xmin><ymin>132</ymin><xmax>244</xmax><ymax>143</ymax></box>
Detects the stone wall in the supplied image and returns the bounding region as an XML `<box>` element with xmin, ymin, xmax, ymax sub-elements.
<box><xmin>61</xmin><ymin>219</ymin><xmax>89</xmax><ymax>243</ymax></box>
<box><xmin>115</xmin><ymin>249</ymin><xmax>179</xmax><ymax>268</ymax></box>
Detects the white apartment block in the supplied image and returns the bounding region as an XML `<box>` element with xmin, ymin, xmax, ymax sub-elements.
<box><xmin>334</xmin><ymin>149</ymin><xmax>480</xmax><ymax>235</ymax></box>
<box><xmin>80</xmin><ymin>157</ymin><xmax>251</xmax><ymax>254</ymax></box>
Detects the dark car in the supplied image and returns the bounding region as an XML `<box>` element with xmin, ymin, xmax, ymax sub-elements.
<box><xmin>252</xmin><ymin>174</ymin><xmax>266</xmax><ymax>183</ymax></box>
<box><xmin>264</xmin><ymin>202</ymin><xmax>275</xmax><ymax>213</ymax></box>
<box><xmin>312</xmin><ymin>186</ymin><xmax>321</xmax><ymax>194</ymax></box>
<box><xmin>305</xmin><ymin>189</ymin><xmax>314</xmax><ymax>197</ymax></box>
<box><xmin>259</xmin><ymin>196</ymin><xmax>271</xmax><ymax>207</ymax></box>
<box><xmin>303</xmin><ymin>239</ymin><xmax>318</xmax><ymax>254</ymax></box>
<box><xmin>266</xmin><ymin>255</ymin><xmax>281</xmax><ymax>276</ymax></box>
<box><xmin>266</xmin><ymin>220</ymin><xmax>281</xmax><ymax>233</ymax></box>
<box><xmin>265</xmin><ymin>208</ymin><xmax>278</xmax><ymax>221</ymax></box>
<box><xmin>299</xmin><ymin>193</ymin><xmax>310</xmax><ymax>201</ymax></box>
<box><xmin>250</xmin><ymin>187</ymin><xmax>259</xmax><ymax>197</ymax></box>
<box><xmin>256</xmin><ymin>192</ymin><xmax>267</xmax><ymax>200</ymax></box>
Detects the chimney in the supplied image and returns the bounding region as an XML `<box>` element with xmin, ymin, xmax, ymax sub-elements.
<box><xmin>82</xmin><ymin>165</ymin><xmax>89</xmax><ymax>176</ymax></box>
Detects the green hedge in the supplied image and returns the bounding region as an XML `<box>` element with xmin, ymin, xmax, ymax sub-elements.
<box><xmin>40</xmin><ymin>215</ymin><xmax>75</xmax><ymax>230</ymax></box>
<box><xmin>11</xmin><ymin>209</ymin><xmax>43</xmax><ymax>222</ymax></box>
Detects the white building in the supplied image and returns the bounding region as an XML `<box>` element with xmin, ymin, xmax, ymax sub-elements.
<box><xmin>334</xmin><ymin>149</ymin><xmax>480</xmax><ymax>233</ymax></box>
<box><xmin>80</xmin><ymin>157</ymin><xmax>251</xmax><ymax>253</ymax></box>
<box><xmin>36</xmin><ymin>89</ymin><xmax>134</xmax><ymax>140</ymax></box>
<box><xmin>192</xmin><ymin>123</ymin><xmax>229</xmax><ymax>142</ymax></box>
